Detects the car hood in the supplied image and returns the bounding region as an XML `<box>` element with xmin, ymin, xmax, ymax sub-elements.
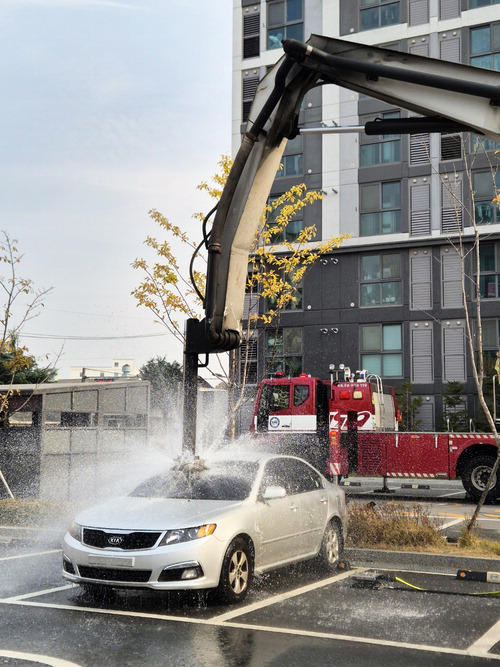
<box><xmin>74</xmin><ymin>496</ymin><xmax>245</xmax><ymax>531</ymax></box>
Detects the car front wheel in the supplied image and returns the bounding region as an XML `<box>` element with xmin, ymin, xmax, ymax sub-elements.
<box><xmin>318</xmin><ymin>519</ymin><xmax>343</xmax><ymax>571</ymax></box>
<box><xmin>215</xmin><ymin>537</ymin><xmax>253</xmax><ymax>604</ymax></box>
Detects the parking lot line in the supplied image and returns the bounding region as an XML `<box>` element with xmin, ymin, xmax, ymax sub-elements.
<box><xmin>220</xmin><ymin>619</ymin><xmax>500</xmax><ymax>662</ymax></box>
<box><xmin>211</xmin><ymin>568</ymin><xmax>366</xmax><ymax>623</ymax></box>
<box><xmin>0</xmin><ymin>549</ymin><xmax>61</xmax><ymax>562</ymax></box>
<box><xmin>2</xmin><ymin>593</ymin><xmax>499</xmax><ymax>662</ymax></box>
<box><xmin>468</xmin><ymin>620</ymin><xmax>500</xmax><ymax>654</ymax></box>
<box><xmin>0</xmin><ymin>598</ymin><xmax>217</xmax><ymax>626</ymax></box>
<box><xmin>0</xmin><ymin>650</ymin><xmax>82</xmax><ymax>667</ymax></box>
<box><xmin>2</xmin><ymin>584</ymin><xmax>76</xmax><ymax>602</ymax></box>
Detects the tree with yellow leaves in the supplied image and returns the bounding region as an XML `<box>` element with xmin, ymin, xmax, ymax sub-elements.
<box><xmin>132</xmin><ymin>156</ymin><xmax>347</xmax><ymax>434</ymax></box>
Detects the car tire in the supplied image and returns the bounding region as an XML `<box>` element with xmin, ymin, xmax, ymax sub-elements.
<box><xmin>461</xmin><ymin>455</ymin><xmax>498</xmax><ymax>501</ymax></box>
<box><xmin>215</xmin><ymin>537</ymin><xmax>254</xmax><ymax>604</ymax></box>
<box><xmin>318</xmin><ymin>519</ymin><xmax>343</xmax><ymax>571</ymax></box>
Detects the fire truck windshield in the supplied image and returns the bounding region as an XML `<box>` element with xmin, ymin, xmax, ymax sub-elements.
<box><xmin>259</xmin><ymin>384</ymin><xmax>290</xmax><ymax>415</ymax></box>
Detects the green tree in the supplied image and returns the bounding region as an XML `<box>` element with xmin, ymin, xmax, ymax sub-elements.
<box><xmin>139</xmin><ymin>357</ymin><xmax>183</xmax><ymax>410</ymax></box>
<box><xmin>394</xmin><ymin>382</ymin><xmax>423</xmax><ymax>432</ymax></box>
<box><xmin>0</xmin><ymin>336</ymin><xmax>57</xmax><ymax>385</ymax></box>
<box><xmin>441</xmin><ymin>381</ymin><xmax>467</xmax><ymax>432</ymax></box>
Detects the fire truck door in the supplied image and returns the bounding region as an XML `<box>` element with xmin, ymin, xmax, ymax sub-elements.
<box><xmin>386</xmin><ymin>433</ymin><xmax>448</xmax><ymax>477</ymax></box>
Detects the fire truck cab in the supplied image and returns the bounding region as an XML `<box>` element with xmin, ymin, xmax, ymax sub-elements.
<box><xmin>251</xmin><ymin>368</ymin><xmax>398</xmax><ymax>436</ymax></box>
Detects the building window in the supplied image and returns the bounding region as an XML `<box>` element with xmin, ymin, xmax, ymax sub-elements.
<box><xmin>265</xmin><ymin>327</ymin><xmax>302</xmax><ymax>376</ymax></box>
<box><xmin>360</xmin><ymin>254</ymin><xmax>402</xmax><ymax>306</ymax></box>
<box><xmin>473</xmin><ymin>171</ymin><xmax>500</xmax><ymax>225</ymax></box>
<box><xmin>242</xmin><ymin>70</ymin><xmax>260</xmax><ymax>122</ymax></box>
<box><xmin>472</xmin><ymin>135</ymin><xmax>500</xmax><ymax>153</ymax></box>
<box><xmin>479</xmin><ymin>243</ymin><xmax>500</xmax><ymax>298</ymax></box>
<box><xmin>360</xmin><ymin>181</ymin><xmax>401</xmax><ymax>236</ymax></box>
<box><xmin>360</xmin><ymin>112</ymin><xmax>401</xmax><ymax>167</ymax></box>
<box><xmin>267</xmin><ymin>195</ymin><xmax>304</xmax><ymax>243</ymax></box>
<box><xmin>239</xmin><ymin>334</ymin><xmax>258</xmax><ymax>385</ymax></box>
<box><xmin>243</xmin><ymin>7</ymin><xmax>260</xmax><ymax>59</ymax></box>
<box><xmin>360</xmin><ymin>323</ymin><xmax>403</xmax><ymax>377</ymax></box>
<box><xmin>470</xmin><ymin>23</ymin><xmax>500</xmax><ymax>71</ymax></box>
<box><xmin>267</xmin><ymin>0</ymin><xmax>303</xmax><ymax>51</ymax></box>
<box><xmin>441</xmin><ymin>133</ymin><xmax>462</xmax><ymax>161</ymax></box>
<box><xmin>441</xmin><ymin>175</ymin><xmax>463</xmax><ymax>233</ymax></box>
<box><xmin>360</xmin><ymin>0</ymin><xmax>400</xmax><ymax>31</ymax></box>
<box><xmin>276</xmin><ymin>135</ymin><xmax>303</xmax><ymax>178</ymax></box>
<box><xmin>469</xmin><ymin>0</ymin><xmax>500</xmax><ymax>7</ymax></box>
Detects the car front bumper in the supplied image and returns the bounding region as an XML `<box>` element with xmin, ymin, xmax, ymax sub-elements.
<box><xmin>62</xmin><ymin>532</ymin><xmax>227</xmax><ymax>590</ymax></box>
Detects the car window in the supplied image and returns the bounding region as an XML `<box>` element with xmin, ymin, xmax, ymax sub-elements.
<box><xmin>287</xmin><ymin>459</ymin><xmax>324</xmax><ymax>494</ymax></box>
<box><xmin>260</xmin><ymin>459</ymin><xmax>290</xmax><ymax>495</ymax></box>
<box><xmin>130</xmin><ymin>461</ymin><xmax>259</xmax><ymax>501</ymax></box>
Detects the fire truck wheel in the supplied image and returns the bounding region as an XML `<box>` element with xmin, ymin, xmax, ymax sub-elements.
<box><xmin>318</xmin><ymin>519</ymin><xmax>343</xmax><ymax>571</ymax></box>
<box><xmin>461</xmin><ymin>455</ymin><xmax>498</xmax><ymax>501</ymax></box>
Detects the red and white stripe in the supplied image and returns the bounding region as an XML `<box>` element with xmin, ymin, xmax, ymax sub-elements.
<box><xmin>386</xmin><ymin>472</ymin><xmax>436</xmax><ymax>478</ymax></box>
<box><xmin>329</xmin><ymin>462</ymin><xmax>340</xmax><ymax>475</ymax></box>
<box><xmin>450</xmin><ymin>433</ymin><xmax>495</xmax><ymax>439</ymax></box>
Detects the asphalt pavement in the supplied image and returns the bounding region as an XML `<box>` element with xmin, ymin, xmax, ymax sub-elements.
<box><xmin>0</xmin><ymin>537</ymin><xmax>498</xmax><ymax>666</ymax></box>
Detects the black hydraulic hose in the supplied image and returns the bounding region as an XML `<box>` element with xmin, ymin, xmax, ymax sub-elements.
<box><xmin>247</xmin><ymin>56</ymin><xmax>295</xmax><ymax>140</ymax></box>
<box><xmin>189</xmin><ymin>203</ymin><xmax>218</xmax><ymax>304</ymax></box>
<box><xmin>202</xmin><ymin>203</ymin><xmax>218</xmax><ymax>249</ymax></box>
<box><xmin>283</xmin><ymin>39</ymin><xmax>500</xmax><ymax>105</ymax></box>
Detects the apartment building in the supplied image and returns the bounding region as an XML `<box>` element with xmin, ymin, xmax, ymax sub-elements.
<box><xmin>233</xmin><ymin>0</ymin><xmax>500</xmax><ymax>430</ymax></box>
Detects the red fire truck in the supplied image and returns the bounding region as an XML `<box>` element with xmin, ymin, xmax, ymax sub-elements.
<box><xmin>250</xmin><ymin>367</ymin><xmax>499</xmax><ymax>501</ymax></box>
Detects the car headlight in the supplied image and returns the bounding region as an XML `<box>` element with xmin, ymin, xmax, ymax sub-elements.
<box><xmin>158</xmin><ymin>524</ymin><xmax>216</xmax><ymax>547</ymax></box>
<box><xmin>68</xmin><ymin>522</ymin><xmax>82</xmax><ymax>542</ymax></box>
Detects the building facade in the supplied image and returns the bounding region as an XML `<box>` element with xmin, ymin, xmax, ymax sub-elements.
<box><xmin>233</xmin><ymin>0</ymin><xmax>500</xmax><ymax>431</ymax></box>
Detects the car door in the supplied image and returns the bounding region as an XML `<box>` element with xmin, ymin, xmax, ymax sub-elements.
<box><xmin>255</xmin><ymin>459</ymin><xmax>304</xmax><ymax>568</ymax></box>
<box><xmin>286</xmin><ymin>458</ymin><xmax>328</xmax><ymax>556</ymax></box>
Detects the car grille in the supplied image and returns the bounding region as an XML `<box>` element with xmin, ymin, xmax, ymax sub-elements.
<box><xmin>78</xmin><ymin>566</ymin><xmax>152</xmax><ymax>583</ymax></box>
<box><xmin>82</xmin><ymin>528</ymin><xmax>161</xmax><ymax>550</ymax></box>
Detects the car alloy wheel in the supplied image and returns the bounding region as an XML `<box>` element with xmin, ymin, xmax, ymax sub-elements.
<box><xmin>215</xmin><ymin>537</ymin><xmax>254</xmax><ymax>604</ymax></box>
<box><xmin>319</xmin><ymin>520</ymin><xmax>342</xmax><ymax>571</ymax></box>
<box><xmin>228</xmin><ymin>549</ymin><xmax>249</xmax><ymax>595</ymax></box>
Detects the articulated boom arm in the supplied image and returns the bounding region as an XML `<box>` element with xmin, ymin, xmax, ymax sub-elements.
<box><xmin>190</xmin><ymin>34</ymin><xmax>500</xmax><ymax>356</ymax></box>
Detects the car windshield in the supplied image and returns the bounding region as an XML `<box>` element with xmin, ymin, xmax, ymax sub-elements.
<box><xmin>130</xmin><ymin>461</ymin><xmax>259</xmax><ymax>501</ymax></box>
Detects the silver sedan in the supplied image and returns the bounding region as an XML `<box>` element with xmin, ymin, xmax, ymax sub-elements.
<box><xmin>62</xmin><ymin>453</ymin><xmax>346</xmax><ymax>603</ymax></box>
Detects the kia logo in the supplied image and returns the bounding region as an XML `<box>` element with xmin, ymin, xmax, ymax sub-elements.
<box><xmin>108</xmin><ymin>536</ymin><xmax>124</xmax><ymax>546</ymax></box>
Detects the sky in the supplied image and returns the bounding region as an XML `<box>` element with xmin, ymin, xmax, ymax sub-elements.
<box><xmin>0</xmin><ymin>0</ymin><xmax>232</xmax><ymax>380</ymax></box>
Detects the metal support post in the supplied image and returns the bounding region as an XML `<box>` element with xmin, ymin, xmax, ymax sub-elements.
<box><xmin>182</xmin><ymin>319</ymin><xmax>200</xmax><ymax>456</ymax></box>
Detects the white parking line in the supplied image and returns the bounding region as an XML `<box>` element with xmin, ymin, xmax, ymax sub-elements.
<box><xmin>2</xmin><ymin>584</ymin><xmax>76</xmax><ymax>602</ymax></box>
<box><xmin>439</xmin><ymin>492</ymin><xmax>466</xmax><ymax>498</ymax></box>
<box><xmin>0</xmin><ymin>549</ymin><xmax>61</xmax><ymax>562</ymax></box>
<box><xmin>0</xmin><ymin>598</ymin><xmax>217</xmax><ymax>626</ymax></box>
<box><xmin>1</xmin><ymin>597</ymin><xmax>498</xmax><ymax>662</ymax></box>
<box><xmin>211</xmin><ymin>569</ymin><xmax>365</xmax><ymax>622</ymax></box>
<box><xmin>220</xmin><ymin>619</ymin><xmax>500</xmax><ymax>661</ymax></box>
<box><xmin>468</xmin><ymin>619</ymin><xmax>500</xmax><ymax>654</ymax></box>
<box><xmin>0</xmin><ymin>650</ymin><xmax>82</xmax><ymax>666</ymax></box>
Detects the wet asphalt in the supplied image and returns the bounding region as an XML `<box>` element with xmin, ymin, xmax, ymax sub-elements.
<box><xmin>0</xmin><ymin>537</ymin><xmax>498</xmax><ymax>666</ymax></box>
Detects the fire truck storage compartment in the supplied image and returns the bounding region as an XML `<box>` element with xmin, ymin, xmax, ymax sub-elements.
<box><xmin>385</xmin><ymin>433</ymin><xmax>449</xmax><ymax>478</ymax></box>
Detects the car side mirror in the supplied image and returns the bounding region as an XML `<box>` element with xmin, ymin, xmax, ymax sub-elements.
<box><xmin>262</xmin><ymin>485</ymin><xmax>286</xmax><ymax>500</ymax></box>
